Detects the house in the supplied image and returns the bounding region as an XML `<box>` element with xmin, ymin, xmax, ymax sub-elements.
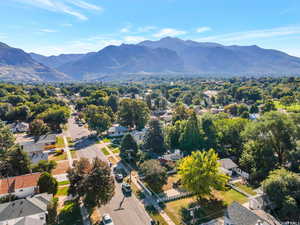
<box><xmin>218</xmin><ymin>158</ymin><xmax>249</xmax><ymax>179</ymax></box>
<box><xmin>108</xmin><ymin>124</ymin><xmax>128</xmax><ymax>137</ymax></box>
<box><xmin>20</xmin><ymin>142</ymin><xmax>48</xmax><ymax>164</ymax></box>
<box><xmin>218</xmin><ymin>158</ymin><xmax>239</xmax><ymax>177</ymax></box>
<box><xmin>0</xmin><ymin>173</ymin><xmax>41</xmax><ymax>198</ymax></box>
<box><xmin>131</xmin><ymin>128</ymin><xmax>147</xmax><ymax>144</ymax></box>
<box><xmin>0</xmin><ymin>193</ymin><xmax>52</xmax><ymax>225</ymax></box>
<box><xmin>211</xmin><ymin>108</ymin><xmax>225</xmax><ymax>114</ymax></box>
<box><xmin>225</xmin><ymin>202</ymin><xmax>270</xmax><ymax>225</ymax></box>
<box><xmin>35</xmin><ymin>134</ymin><xmax>57</xmax><ymax>146</ymax></box>
<box><xmin>160</xmin><ymin>150</ymin><xmax>183</xmax><ymax>162</ymax></box>
<box><xmin>10</xmin><ymin>122</ymin><xmax>29</xmax><ymax>133</ymax></box>
<box><xmin>249</xmin><ymin>195</ymin><xmax>272</xmax><ymax>210</ymax></box>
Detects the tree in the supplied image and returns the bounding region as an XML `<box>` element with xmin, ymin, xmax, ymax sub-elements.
<box><xmin>243</xmin><ymin>111</ymin><xmax>298</xmax><ymax>165</ymax></box>
<box><xmin>4</xmin><ymin>146</ymin><xmax>30</xmax><ymax>176</ymax></box>
<box><xmin>47</xmin><ymin>197</ymin><xmax>58</xmax><ymax>225</ymax></box>
<box><xmin>177</xmin><ymin>149</ymin><xmax>229</xmax><ymax>199</ymax></box>
<box><xmin>165</xmin><ymin>120</ymin><xmax>185</xmax><ymax>149</ymax></box>
<box><xmin>263</xmin><ymin>169</ymin><xmax>300</xmax><ymax>221</ymax></box>
<box><xmin>38</xmin><ymin>172</ymin><xmax>58</xmax><ymax>195</ymax></box>
<box><xmin>0</xmin><ymin>121</ymin><xmax>15</xmax><ymax>153</ymax></box>
<box><xmin>145</xmin><ymin>95</ymin><xmax>152</xmax><ymax>110</ymax></box>
<box><xmin>132</xmin><ymin>100</ymin><xmax>150</xmax><ymax>130</ymax></box>
<box><xmin>118</xmin><ymin>99</ymin><xmax>134</xmax><ymax>128</ymax></box>
<box><xmin>67</xmin><ymin>157</ymin><xmax>115</xmax><ymax>207</ymax></box>
<box><xmin>140</xmin><ymin>160</ymin><xmax>167</xmax><ymax>193</ymax></box>
<box><xmin>38</xmin><ymin>106</ymin><xmax>70</xmax><ymax>131</ymax></box>
<box><xmin>214</xmin><ymin>117</ymin><xmax>248</xmax><ymax>158</ymax></box>
<box><xmin>85</xmin><ymin>105</ymin><xmax>113</xmax><ymax>134</ymax></box>
<box><xmin>107</xmin><ymin>95</ymin><xmax>119</xmax><ymax>113</ymax></box>
<box><xmin>28</xmin><ymin>119</ymin><xmax>49</xmax><ymax>137</ymax></box>
<box><xmin>31</xmin><ymin>160</ymin><xmax>57</xmax><ymax>173</ymax></box>
<box><xmin>172</xmin><ymin>104</ymin><xmax>189</xmax><ymax>123</ymax></box>
<box><xmin>120</xmin><ymin>134</ymin><xmax>138</xmax><ymax>161</ymax></box>
<box><xmin>143</xmin><ymin>119</ymin><xmax>166</xmax><ymax>154</ymax></box>
<box><xmin>261</xmin><ymin>100</ymin><xmax>276</xmax><ymax>113</ymax></box>
<box><xmin>240</xmin><ymin>112</ymin><xmax>299</xmax><ymax>182</ymax></box>
<box><xmin>201</xmin><ymin>114</ymin><xmax>217</xmax><ymax>150</ymax></box>
<box><xmin>179</xmin><ymin>111</ymin><xmax>203</xmax><ymax>152</ymax></box>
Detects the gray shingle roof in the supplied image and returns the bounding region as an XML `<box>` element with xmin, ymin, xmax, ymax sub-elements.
<box><xmin>226</xmin><ymin>202</ymin><xmax>267</xmax><ymax>225</ymax></box>
<box><xmin>0</xmin><ymin>193</ymin><xmax>52</xmax><ymax>222</ymax></box>
<box><xmin>218</xmin><ymin>158</ymin><xmax>238</xmax><ymax>170</ymax></box>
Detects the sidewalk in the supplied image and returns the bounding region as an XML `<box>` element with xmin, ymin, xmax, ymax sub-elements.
<box><xmin>63</xmin><ymin>135</ymin><xmax>73</xmax><ymax>168</ymax></box>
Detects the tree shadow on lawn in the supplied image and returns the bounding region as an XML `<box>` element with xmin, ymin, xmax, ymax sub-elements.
<box><xmin>180</xmin><ymin>198</ymin><xmax>226</xmax><ymax>224</ymax></box>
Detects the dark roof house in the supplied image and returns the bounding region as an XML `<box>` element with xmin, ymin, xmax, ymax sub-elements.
<box><xmin>0</xmin><ymin>193</ymin><xmax>52</xmax><ymax>225</ymax></box>
<box><xmin>225</xmin><ymin>202</ymin><xmax>270</xmax><ymax>225</ymax></box>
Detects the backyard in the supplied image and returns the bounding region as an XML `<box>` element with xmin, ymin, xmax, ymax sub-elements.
<box><xmin>163</xmin><ymin>188</ymin><xmax>248</xmax><ymax>225</ymax></box>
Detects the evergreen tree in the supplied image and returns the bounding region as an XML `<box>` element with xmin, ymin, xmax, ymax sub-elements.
<box><xmin>107</xmin><ymin>95</ymin><xmax>119</xmax><ymax>113</ymax></box>
<box><xmin>120</xmin><ymin>133</ymin><xmax>138</xmax><ymax>161</ymax></box>
<box><xmin>38</xmin><ymin>172</ymin><xmax>58</xmax><ymax>194</ymax></box>
<box><xmin>143</xmin><ymin>119</ymin><xmax>166</xmax><ymax>154</ymax></box>
<box><xmin>179</xmin><ymin>111</ymin><xmax>203</xmax><ymax>152</ymax></box>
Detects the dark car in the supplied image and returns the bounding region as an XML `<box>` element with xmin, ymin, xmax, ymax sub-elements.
<box><xmin>115</xmin><ymin>173</ymin><xmax>123</xmax><ymax>182</ymax></box>
<box><xmin>121</xmin><ymin>183</ymin><xmax>132</xmax><ymax>195</ymax></box>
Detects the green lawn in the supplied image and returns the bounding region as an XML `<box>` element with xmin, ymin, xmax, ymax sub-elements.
<box><xmin>56</xmin><ymin>186</ymin><xmax>69</xmax><ymax>196</ymax></box>
<box><xmin>102</xmin><ymin>138</ymin><xmax>111</xmax><ymax>143</ymax></box>
<box><xmin>274</xmin><ymin>100</ymin><xmax>300</xmax><ymax>112</ymax></box>
<box><xmin>50</xmin><ymin>152</ymin><xmax>67</xmax><ymax>161</ymax></box>
<box><xmin>58</xmin><ymin>180</ymin><xmax>70</xmax><ymax>186</ymax></box>
<box><xmin>101</xmin><ymin>147</ymin><xmax>110</xmax><ymax>156</ymax></box>
<box><xmin>56</xmin><ymin>136</ymin><xmax>65</xmax><ymax>148</ymax></box>
<box><xmin>112</xmin><ymin>147</ymin><xmax>120</xmax><ymax>154</ymax></box>
<box><xmin>234</xmin><ymin>183</ymin><xmax>256</xmax><ymax>196</ymax></box>
<box><xmin>57</xmin><ymin>200</ymin><xmax>83</xmax><ymax>225</ymax></box>
<box><xmin>164</xmin><ymin>188</ymin><xmax>248</xmax><ymax>225</ymax></box>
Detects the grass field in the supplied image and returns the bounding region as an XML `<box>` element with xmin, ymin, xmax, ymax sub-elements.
<box><xmin>112</xmin><ymin>147</ymin><xmax>120</xmax><ymax>154</ymax></box>
<box><xmin>274</xmin><ymin>100</ymin><xmax>300</xmax><ymax>112</ymax></box>
<box><xmin>56</xmin><ymin>136</ymin><xmax>65</xmax><ymax>148</ymax></box>
<box><xmin>101</xmin><ymin>147</ymin><xmax>110</xmax><ymax>156</ymax></box>
<box><xmin>50</xmin><ymin>152</ymin><xmax>67</xmax><ymax>161</ymax></box>
<box><xmin>164</xmin><ymin>188</ymin><xmax>248</xmax><ymax>225</ymax></box>
<box><xmin>58</xmin><ymin>180</ymin><xmax>70</xmax><ymax>186</ymax></box>
<box><xmin>234</xmin><ymin>183</ymin><xmax>256</xmax><ymax>196</ymax></box>
<box><xmin>56</xmin><ymin>186</ymin><xmax>69</xmax><ymax>196</ymax></box>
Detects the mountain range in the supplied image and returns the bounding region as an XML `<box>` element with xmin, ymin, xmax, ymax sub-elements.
<box><xmin>0</xmin><ymin>42</ymin><xmax>69</xmax><ymax>82</ymax></box>
<box><xmin>0</xmin><ymin>37</ymin><xmax>300</xmax><ymax>82</ymax></box>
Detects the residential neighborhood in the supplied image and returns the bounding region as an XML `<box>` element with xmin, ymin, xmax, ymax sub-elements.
<box><xmin>0</xmin><ymin>78</ymin><xmax>299</xmax><ymax>225</ymax></box>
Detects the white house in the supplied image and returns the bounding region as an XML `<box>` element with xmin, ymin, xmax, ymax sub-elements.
<box><xmin>10</xmin><ymin>122</ymin><xmax>29</xmax><ymax>133</ymax></box>
<box><xmin>0</xmin><ymin>193</ymin><xmax>52</xmax><ymax>225</ymax></box>
<box><xmin>131</xmin><ymin>128</ymin><xmax>147</xmax><ymax>144</ymax></box>
<box><xmin>20</xmin><ymin>142</ymin><xmax>48</xmax><ymax>164</ymax></box>
<box><xmin>218</xmin><ymin>158</ymin><xmax>249</xmax><ymax>179</ymax></box>
<box><xmin>0</xmin><ymin>173</ymin><xmax>41</xmax><ymax>198</ymax></box>
<box><xmin>160</xmin><ymin>150</ymin><xmax>183</xmax><ymax>162</ymax></box>
<box><xmin>108</xmin><ymin>124</ymin><xmax>128</xmax><ymax>137</ymax></box>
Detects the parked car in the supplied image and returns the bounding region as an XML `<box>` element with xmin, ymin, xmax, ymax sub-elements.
<box><xmin>115</xmin><ymin>173</ymin><xmax>123</xmax><ymax>182</ymax></box>
<box><xmin>102</xmin><ymin>214</ymin><xmax>114</xmax><ymax>225</ymax></box>
<box><xmin>121</xmin><ymin>183</ymin><xmax>132</xmax><ymax>195</ymax></box>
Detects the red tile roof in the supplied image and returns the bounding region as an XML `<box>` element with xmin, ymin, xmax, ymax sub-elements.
<box><xmin>0</xmin><ymin>173</ymin><xmax>41</xmax><ymax>195</ymax></box>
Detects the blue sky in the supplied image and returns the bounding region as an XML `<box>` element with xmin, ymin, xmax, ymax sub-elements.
<box><xmin>1</xmin><ymin>0</ymin><xmax>300</xmax><ymax>56</ymax></box>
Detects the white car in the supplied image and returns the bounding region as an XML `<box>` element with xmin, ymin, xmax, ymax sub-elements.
<box><xmin>102</xmin><ymin>213</ymin><xmax>114</xmax><ymax>225</ymax></box>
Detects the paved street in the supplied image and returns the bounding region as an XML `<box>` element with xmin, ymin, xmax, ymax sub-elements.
<box><xmin>65</xmin><ymin>112</ymin><xmax>152</xmax><ymax>225</ymax></box>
